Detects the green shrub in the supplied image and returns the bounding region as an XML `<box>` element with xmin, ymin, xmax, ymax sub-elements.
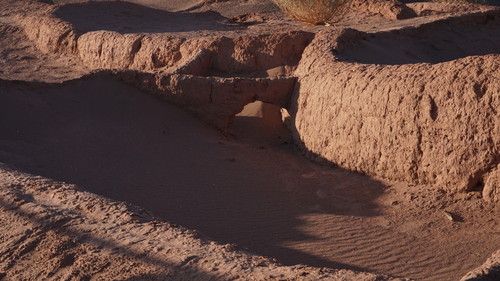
<box><xmin>271</xmin><ymin>0</ymin><xmax>350</xmax><ymax>25</ymax></box>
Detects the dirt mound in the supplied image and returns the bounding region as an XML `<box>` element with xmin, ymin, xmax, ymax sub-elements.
<box><xmin>53</xmin><ymin>1</ymin><xmax>234</xmax><ymax>34</ymax></box>
<box><xmin>111</xmin><ymin>70</ymin><xmax>295</xmax><ymax>129</ymax></box>
<box><xmin>350</xmin><ymin>0</ymin><xmax>417</xmax><ymax>20</ymax></box>
<box><xmin>336</xmin><ymin>13</ymin><xmax>499</xmax><ymax>64</ymax></box>
<box><xmin>0</xmin><ymin>2</ymin><xmax>87</xmax><ymax>82</ymax></box>
<box><xmin>16</xmin><ymin>0</ymin><xmax>313</xmax><ymax>129</ymax></box>
<box><xmin>407</xmin><ymin>1</ymin><xmax>491</xmax><ymax>16</ymax></box>
<box><xmin>51</xmin><ymin>0</ymin><xmax>238</xmax><ymax>13</ymax></box>
<box><xmin>289</xmin><ymin>11</ymin><xmax>500</xmax><ymax>192</ymax></box>
<box><xmin>19</xmin><ymin>0</ymin><xmax>313</xmax><ymax>74</ymax></box>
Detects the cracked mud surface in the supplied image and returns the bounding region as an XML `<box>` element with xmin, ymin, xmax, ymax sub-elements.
<box><xmin>1</xmin><ymin>0</ymin><xmax>499</xmax><ymax>280</ymax></box>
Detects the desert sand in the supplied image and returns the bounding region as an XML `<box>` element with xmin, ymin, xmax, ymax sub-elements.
<box><xmin>0</xmin><ymin>0</ymin><xmax>499</xmax><ymax>280</ymax></box>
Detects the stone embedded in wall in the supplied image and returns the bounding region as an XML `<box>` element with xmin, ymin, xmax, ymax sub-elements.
<box><xmin>483</xmin><ymin>165</ymin><xmax>500</xmax><ymax>203</ymax></box>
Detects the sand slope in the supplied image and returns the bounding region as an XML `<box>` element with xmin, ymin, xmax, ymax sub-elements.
<box><xmin>0</xmin><ymin>74</ymin><xmax>499</xmax><ymax>281</ymax></box>
<box><xmin>0</xmin><ymin>77</ymin><xmax>409</xmax><ymax>281</ymax></box>
<box><xmin>1</xmin><ymin>166</ymin><xmax>401</xmax><ymax>281</ymax></box>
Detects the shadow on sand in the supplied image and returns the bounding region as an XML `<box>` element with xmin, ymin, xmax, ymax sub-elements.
<box><xmin>0</xmin><ymin>77</ymin><xmax>387</xmax><ymax>272</ymax></box>
<box><xmin>335</xmin><ymin>15</ymin><xmax>500</xmax><ymax>65</ymax></box>
<box><xmin>0</xmin><ymin>195</ymin><xmax>224</xmax><ymax>280</ymax></box>
<box><xmin>54</xmin><ymin>1</ymin><xmax>242</xmax><ymax>34</ymax></box>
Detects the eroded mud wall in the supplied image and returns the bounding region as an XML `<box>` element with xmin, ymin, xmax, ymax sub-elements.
<box><xmin>290</xmin><ymin>15</ymin><xmax>500</xmax><ymax>192</ymax></box>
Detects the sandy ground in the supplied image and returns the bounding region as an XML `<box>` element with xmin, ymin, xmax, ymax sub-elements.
<box><xmin>1</xmin><ymin>75</ymin><xmax>499</xmax><ymax>281</ymax></box>
<box><xmin>1</xmin><ymin>0</ymin><xmax>499</xmax><ymax>280</ymax></box>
